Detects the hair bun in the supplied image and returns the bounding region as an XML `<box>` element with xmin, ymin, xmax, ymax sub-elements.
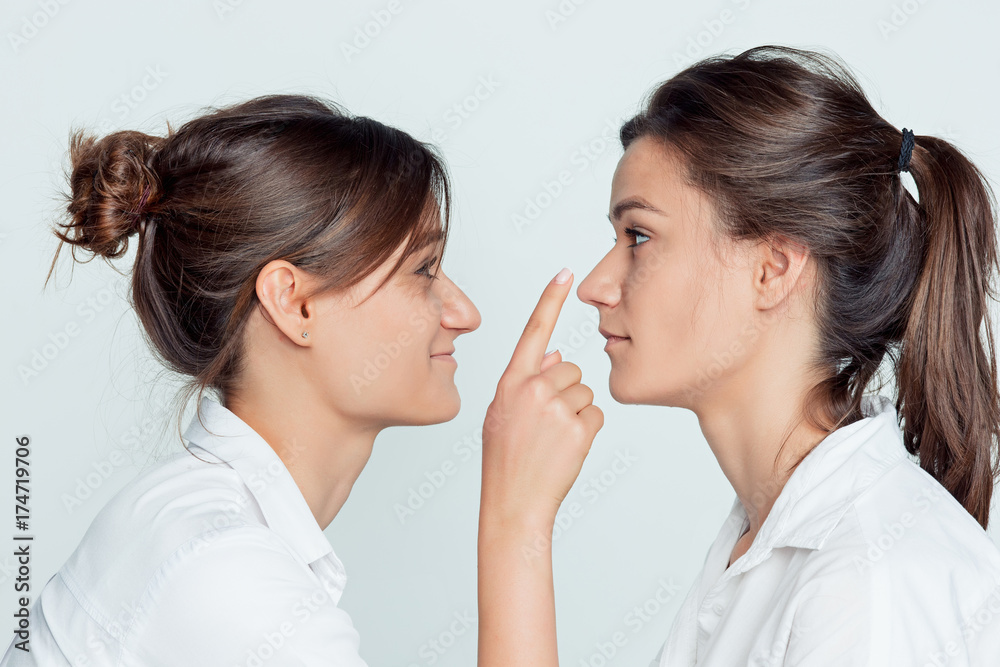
<box><xmin>58</xmin><ymin>129</ymin><xmax>164</xmax><ymax>260</ymax></box>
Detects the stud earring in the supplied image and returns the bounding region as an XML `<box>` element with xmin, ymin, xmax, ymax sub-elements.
<box><xmin>301</xmin><ymin>332</ymin><xmax>309</xmax><ymax>339</ymax></box>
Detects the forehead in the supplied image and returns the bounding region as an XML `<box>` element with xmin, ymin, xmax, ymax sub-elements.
<box><xmin>609</xmin><ymin>136</ymin><xmax>695</xmax><ymax>217</ymax></box>
<box><xmin>415</xmin><ymin>198</ymin><xmax>446</xmax><ymax>248</ymax></box>
<box><xmin>394</xmin><ymin>202</ymin><xmax>446</xmax><ymax>260</ymax></box>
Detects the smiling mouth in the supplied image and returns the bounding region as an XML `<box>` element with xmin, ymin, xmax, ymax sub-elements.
<box><xmin>604</xmin><ymin>335</ymin><xmax>630</xmax><ymax>352</ymax></box>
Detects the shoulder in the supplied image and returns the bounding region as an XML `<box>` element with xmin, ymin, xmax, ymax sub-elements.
<box><xmin>783</xmin><ymin>459</ymin><xmax>1000</xmax><ymax>663</ymax></box>
<box><xmin>794</xmin><ymin>456</ymin><xmax>1000</xmax><ymax>584</ymax></box>
<box><xmin>122</xmin><ymin>524</ymin><xmax>367</xmax><ymax>665</ymax></box>
<box><xmin>844</xmin><ymin>458</ymin><xmax>1000</xmax><ymax>583</ymax></box>
<box><xmin>58</xmin><ymin>449</ymin><xmax>264</xmax><ymax>618</ymax></box>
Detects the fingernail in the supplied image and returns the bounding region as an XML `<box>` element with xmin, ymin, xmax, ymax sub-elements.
<box><xmin>554</xmin><ymin>267</ymin><xmax>572</xmax><ymax>284</ymax></box>
<box><xmin>544</xmin><ymin>349</ymin><xmax>558</xmax><ymax>357</ymax></box>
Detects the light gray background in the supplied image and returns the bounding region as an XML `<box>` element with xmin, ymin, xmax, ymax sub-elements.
<box><xmin>3</xmin><ymin>1</ymin><xmax>1000</xmax><ymax>665</ymax></box>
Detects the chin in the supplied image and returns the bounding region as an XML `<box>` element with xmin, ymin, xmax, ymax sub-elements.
<box><xmin>609</xmin><ymin>372</ymin><xmax>667</xmax><ymax>407</ymax></box>
<box><xmin>410</xmin><ymin>394</ymin><xmax>461</xmax><ymax>426</ymax></box>
<box><xmin>608</xmin><ymin>373</ymin><xmax>635</xmax><ymax>405</ymax></box>
<box><xmin>433</xmin><ymin>393</ymin><xmax>461</xmax><ymax>422</ymax></box>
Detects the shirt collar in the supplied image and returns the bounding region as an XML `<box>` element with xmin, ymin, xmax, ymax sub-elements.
<box><xmin>726</xmin><ymin>393</ymin><xmax>907</xmax><ymax>573</ymax></box>
<box><xmin>181</xmin><ymin>396</ymin><xmax>336</xmax><ymax>566</ymax></box>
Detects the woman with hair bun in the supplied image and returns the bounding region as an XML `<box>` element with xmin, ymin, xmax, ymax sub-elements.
<box><xmin>3</xmin><ymin>95</ymin><xmax>493</xmax><ymax>666</ymax></box>
<box><xmin>0</xmin><ymin>93</ymin><xmax>607</xmax><ymax>666</ymax></box>
<box><xmin>477</xmin><ymin>45</ymin><xmax>1000</xmax><ymax>666</ymax></box>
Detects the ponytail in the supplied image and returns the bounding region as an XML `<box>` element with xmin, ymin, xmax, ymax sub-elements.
<box><xmin>897</xmin><ymin>134</ymin><xmax>1000</xmax><ymax>529</ymax></box>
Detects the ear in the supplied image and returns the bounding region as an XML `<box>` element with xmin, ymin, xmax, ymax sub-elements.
<box><xmin>255</xmin><ymin>260</ymin><xmax>315</xmax><ymax>346</ymax></box>
<box><xmin>753</xmin><ymin>235</ymin><xmax>812</xmax><ymax>311</ymax></box>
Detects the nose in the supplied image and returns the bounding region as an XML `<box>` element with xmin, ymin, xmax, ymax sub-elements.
<box><xmin>438</xmin><ymin>272</ymin><xmax>481</xmax><ymax>335</ymax></box>
<box><xmin>577</xmin><ymin>251</ymin><xmax>622</xmax><ymax>310</ymax></box>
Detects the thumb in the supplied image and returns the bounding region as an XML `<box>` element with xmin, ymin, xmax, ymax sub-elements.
<box><xmin>539</xmin><ymin>349</ymin><xmax>561</xmax><ymax>372</ymax></box>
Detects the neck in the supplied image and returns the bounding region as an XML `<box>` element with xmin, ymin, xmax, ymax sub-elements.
<box><xmin>225</xmin><ymin>389</ymin><xmax>378</xmax><ymax>531</ymax></box>
<box><xmin>692</xmin><ymin>331</ymin><xmax>831</xmax><ymax>538</ymax></box>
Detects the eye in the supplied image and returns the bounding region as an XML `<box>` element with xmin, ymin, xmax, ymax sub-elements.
<box><xmin>415</xmin><ymin>256</ymin><xmax>440</xmax><ymax>280</ymax></box>
<box><xmin>623</xmin><ymin>227</ymin><xmax>649</xmax><ymax>248</ymax></box>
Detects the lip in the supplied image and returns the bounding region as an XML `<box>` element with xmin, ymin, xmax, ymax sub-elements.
<box><xmin>600</xmin><ymin>328</ymin><xmax>630</xmax><ymax>352</ymax></box>
<box><xmin>599</xmin><ymin>328</ymin><xmax>627</xmax><ymax>340</ymax></box>
<box><xmin>604</xmin><ymin>336</ymin><xmax>629</xmax><ymax>351</ymax></box>
<box><xmin>431</xmin><ymin>349</ymin><xmax>457</xmax><ymax>363</ymax></box>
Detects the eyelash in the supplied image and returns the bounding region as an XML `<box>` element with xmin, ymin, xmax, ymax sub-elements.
<box><xmin>416</xmin><ymin>257</ymin><xmax>439</xmax><ymax>280</ymax></box>
<box><xmin>615</xmin><ymin>227</ymin><xmax>649</xmax><ymax>248</ymax></box>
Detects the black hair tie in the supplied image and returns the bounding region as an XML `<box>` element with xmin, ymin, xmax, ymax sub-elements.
<box><xmin>897</xmin><ymin>128</ymin><xmax>915</xmax><ymax>173</ymax></box>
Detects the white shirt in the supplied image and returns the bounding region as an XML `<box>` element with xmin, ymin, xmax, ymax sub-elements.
<box><xmin>2</xmin><ymin>396</ymin><xmax>368</xmax><ymax>667</ymax></box>
<box><xmin>651</xmin><ymin>393</ymin><xmax>1000</xmax><ymax>666</ymax></box>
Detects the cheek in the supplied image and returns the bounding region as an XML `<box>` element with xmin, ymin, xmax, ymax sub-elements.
<box><xmin>685</xmin><ymin>269</ymin><xmax>755</xmax><ymax>380</ymax></box>
<box><xmin>332</xmin><ymin>308</ymin><xmax>431</xmax><ymax>386</ymax></box>
<box><xmin>378</xmin><ymin>309</ymin><xmax>436</xmax><ymax>372</ymax></box>
<box><xmin>629</xmin><ymin>251</ymin><xmax>699</xmax><ymax>347</ymax></box>
<box><xmin>628</xmin><ymin>252</ymin><xmax>746</xmax><ymax>377</ymax></box>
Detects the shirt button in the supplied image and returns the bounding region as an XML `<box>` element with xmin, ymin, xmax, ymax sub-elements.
<box><xmin>712</xmin><ymin>602</ymin><xmax>724</xmax><ymax>615</ymax></box>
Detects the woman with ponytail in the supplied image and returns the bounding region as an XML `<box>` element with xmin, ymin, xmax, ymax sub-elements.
<box><xmin>478</xmin><ymin>45</ymin><xmax>1000</xmax><ymax>665</ymax></box>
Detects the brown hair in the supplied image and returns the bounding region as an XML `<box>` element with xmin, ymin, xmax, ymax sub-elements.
<box><xmin>622</xmin><ymin>45</ymin><xmax>1000</xmax><ymax>529</ymax></box>
<box><xmin>46</xmin><ymin>94</ymin><xmax>451</xmax><ymax>444</ymax></box>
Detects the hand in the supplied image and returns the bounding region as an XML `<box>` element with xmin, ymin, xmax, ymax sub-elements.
<box><xmin>480</xmin><ymin>268</ymin><xmax>605</xmax><ymax>529</ymax></box>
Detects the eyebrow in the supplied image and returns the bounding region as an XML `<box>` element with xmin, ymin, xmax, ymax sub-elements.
<box><xmin>608</xmin><ymin>196</ymin><xmax>667</xmax><ymax>224</ymax></box>
<box><xmin>418</xmin><ymin>228</ymin><xmax>444</xmax><ymax>249</ymax></box>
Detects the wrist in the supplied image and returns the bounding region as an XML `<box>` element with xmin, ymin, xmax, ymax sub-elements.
<box><xmin>479</xmin><ymin>495</ymin><xmax>555</xmax><ymax>532</ymax></box>
<box><xmin>479</xmin><ymin>506</ymin><xmax>555</xmax><ymax>561</ymax></box>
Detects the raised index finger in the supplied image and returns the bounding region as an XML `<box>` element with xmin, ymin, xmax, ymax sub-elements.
<box><xmin>505</xmin><ymin>267</ymin><xmax>573</xmax><ymax>377</ymax></box>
